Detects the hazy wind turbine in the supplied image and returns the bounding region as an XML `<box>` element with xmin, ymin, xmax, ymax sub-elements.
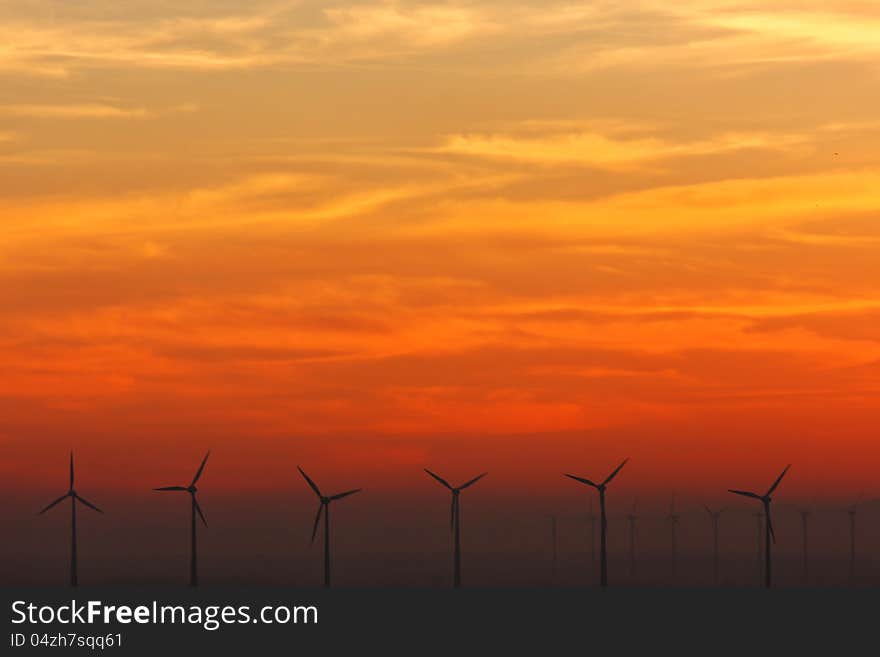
<box><xmin>703</xmin><ymin>505</ymin><xmax>724</xmax><ymax>585</ymax></box>
<box><xmin>154</xmin><ymin>451</ymin><xmax>210</xmax><ymax>587</ymax></box>
<box><xmin>626</xmin><ymin>498</ymin><xmax>638</xmax><ymax>578</ymax></box>
<box><xmin>728</xmin><ymin>465</ymin><xmax>791</xmax><ymax>588</ymax></box>
<box><xmin>424</xmin><ymin>469</ymin><xmax>487</xmax><ymax>588</ymax></box>
<box><xmin>550</xmin><ymin>515</ymin><xmax>558</xmax><ymax>585</ymax></box>
<box><xmin>565</xmin><ymin>458</ymin><xmax>629</xmax><ymax>588</ymax></box>
<box><xmin>667</xmin><ymin>495</ymin><xmax>681</xmax><ymax>580</ymax></box>
<box><xmin>797</xmin><ymin>506</ymin><xmax>810</xmax><ymax>584</ymax></box>
<box><xmin>38</xmin><ymin>453</ymin><xmax>103</xmax><ymax>586</ymax></box>
<box><xmin>298</xmin><ymin>467</ymin><xmax>362</xmax><ymax>588</ymax></box>
<box><xmin>843</xmin><ymin>493</ymin><xmax>863</xmax><ymax>584</ymax></box>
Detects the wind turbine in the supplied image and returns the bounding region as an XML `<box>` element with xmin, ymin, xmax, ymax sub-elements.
<box><xmin>565</xmin><ymin>458</ymin><xmax>629</xmax><ymax>588</ymax></box>
<box><xmin>154</xmin><ymin>451</ymin><xmax>210</xmax><ymax>587</ymax></box>
<box><xmin>298</xmin><ymin>467</ymin><xmax>362</xmax><ymax>588</ymax></box>
<box><xmin>626</xmin><ymin>498</ymin><xmax>638</xmax><ymax>578</ymax></box>
<box><xmin>666</xmin><ymin>495</ymin><xmax>681</xmax><ymax>581</ymax></box>
<box><xmin>796</xmin><ymin>505</ymin><xmax>811</xmax><ymax>584</ymax></box>
<box><xmin>424</xmin><ymin>469</ymin><xmax>487</xmax><ymax>588</ymax></box>
<box><xmin>38</xmin><ymin>453</ymin><xmax>103</xmax><ymax>587</ymax></box>
<box><xmin>703</xmin><ymin>505</ymin><xmax>724</xmax><ymax>585</ymax></box>
<box><xmin>728</xmin><ymin>465</ymin><xmax>791</xmax><ymax>588</ymax></box>
<box><xmin>843</xmin><ymin>493</ymin><xmax>863</xmax><ymax>584</ymax></box>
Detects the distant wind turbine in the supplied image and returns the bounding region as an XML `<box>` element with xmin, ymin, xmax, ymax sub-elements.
<box><xmin>154</xmin><ymin>451</ymin><xmax>210</xmax><ymax>587</ymax></box>
<box><xmin>38</xmin><ymin>453</ymin><xmax>103</xmax><ymax>587</ymax></box>
<box><xmin>796</xmin><ymin>506</ymin><xmax>811</xmax><ymax>584</ymax></box>
<box><xmin>550</xmin><ymin>514</ymin><xmax>558</xmax><ymax>585</ymax></box>
<box><xmin>626</xmin><ymin>498</ymin><xmax>638</xmax><ymax>578</ymax></box>
<box><xmin>424</xmin><ymin>469</ymin><xmax>486</xmax><ymax>588</ymax></box>
<box><xmin>728</xmin><ymin>465</ymin><xmax>791</xmax><ymax>588</ymax></box>
<box><xmin>666</xmin><ymin>495</ymin><xmax>681</xmax><ymax>581</ymax></box>
<box><xmin>565</xmin><ymin>458</ymin><xmax>629</xmax><ymax>588</ymax></box>
<box><xmin>843</xmin><ymin>493</ymin><xmax>863</xmax><ymax>584</ymax></box>
<box><xmin>298</xmin><ymin>466</ymin><xmax>362</xmax><ymax>588</ymax></box>
<box><xmin>703</xmin><ymin>505</ymin><xmax>725</xmax><ymax>585</ymax></box>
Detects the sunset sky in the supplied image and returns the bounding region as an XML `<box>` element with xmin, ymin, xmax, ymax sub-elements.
<box><xmin>2</xmin><ymin>0</ymin><xmax>880</xmax><ymax>515</ymax></box>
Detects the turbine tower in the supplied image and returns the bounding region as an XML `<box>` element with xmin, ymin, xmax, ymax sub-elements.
<box><xmin>626</xmin><ymin>498</ymin><xmax>638</xmax><ymax>578</ymax></box>
<box><xmin>424</xmin><ymin>469</ymin><xmax>487</xmax><ymax>588</ymax></box>
<box><xmin>844</xmin><ymin>493</ymin><xmax>862</xmax><ymax>584</ymax></box>
<box><xmin>298</xmin><ymin>467</ymin><xmax>362</xmax><ymax>588</ymax></box>
<box><xmin>666</xmin><ymin>495</ymin><xmax>681</xmax><ymax>581</ymax></box>
<box><xmin>154</xmin><ymin>451</ymin><xmax>210</xmax><ymax>587</ymax></box>
<box><xmin>797</xmin><ymin>506</ymin><xmax>810</xmax><ymax>584</ymax></box>
<box><xmin>38</xmin><ymin>453</ymin><xmax>103</xmax><ymax>587</ymax></box>
<box><xmin>565</xmin><ymin>458</ymin><xmax>629</xmax><ymax>588</ymax></box>
<box><xmin>703</xmin><ymin>505</ymin><xmax>724</xmax><ymax>585</ymax></box>
<box><xmin>728</xmin><ymin>465</ymin><xmax>791</xmax><ymax>588</ymax></box>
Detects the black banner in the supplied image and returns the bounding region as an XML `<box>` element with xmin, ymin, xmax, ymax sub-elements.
<box><xmin>2</xmin><ymin>587</ymin><xmax>875</xmax><ymax>654</ymax></box>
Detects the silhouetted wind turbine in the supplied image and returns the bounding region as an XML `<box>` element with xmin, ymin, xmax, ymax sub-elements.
<box><xmin>703</xmin><ymin>505</ymin><xmax>724</xmax><ymax>585</ymax></box>
<box><xmin>38</xmin><ymin>453</ymin><xmax>103</xmax><ymax>586</ymax></box>
<box><xmin>626</xmin><ymin>498</ymin><xmax>638</xmax><ymax>578</ymax></box>
<box><xmin>666</xmin><ymin>494</ymin><xmax>681</xmax><ymax>580</ymax></box>
<box><xmin>728</xmin><ymin>465</ymin><xmax>791</xmax><ymax>588</ymax></box>
<box><xmin>298</xmin><ymin>466</ymin><xmax>362</xmax><ymax>588</ymax></box>
<box><xmin>796</xmin><ymin>505</ymin><xmax>811</xmax><ymax>584</ymax></box>
<box><xmin>843</xmin><ymin>493</ymin><xmax>863</xmax><ymax>584</ymax></box>
<box><xmin>424</xmin><ymin>469</ymin><xmax>486</xmax><ymax>588</ymax></box>
<box><xmin>154</xmin><ymin>451</ymin><xmax>210</xmax><ymax>587</ymax></box>
<box><xmin>565</xmin><ymin>458</ymin><xmax>629</xmax><ymax>588</ymax></box>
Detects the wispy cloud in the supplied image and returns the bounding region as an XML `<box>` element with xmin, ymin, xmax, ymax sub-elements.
<box><xmin>0</xmin><ymin>103</ymin><xmax>197</xmax><ymax>119</ymax></box>
<box><xmin>437</xmin><ymin>128</ymin><xmax>807</xmax><ymax>168</ymax></box>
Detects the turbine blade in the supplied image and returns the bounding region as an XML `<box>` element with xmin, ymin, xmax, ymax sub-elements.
<box><xmin>75</xmin><ymin>494</ymin><xmax>103</xmax><ymax>514</ymax></box>
<box><xmin>38</xmin><ymin>494</ymin><xmax>69</xmax><ymax>515</ymax></box>
<box><xmin>154</xmin><ymin>486</ymin><xmax>188</xmax><ymax>491</ymax></box>
<box><xmin>330</xmin><ymin>488</ymin><xmax>362</xmax><ymax>501</ymax></box>
<box><xmin>728</xmin><ymin>489</ymin><xmax>762</xmax><ymax>500</ymax></box>
<box><xmin>70</xmin><ymin>452</ymin><xmax>75</xmax><ymax>489</ymax></box>
<box><xmin>703</xmin><ymin>504</ymin><xmax>712</xmax><ymax>515</ymax></box>
<box><xmin>424</xmin><ymin>469</ymin><xmax>453</xmax><ymax>490</ymax></box>
<box><xmin>766</xmin><ymin>464</ymin><xmax>791</xmax><ymax>496</ymax></box>
<box><xmin>565</xmin><ymin>474</ymin><xmax>598</xmax><ymax>488</ymax></box>
<box><xmin>191</xmin><ymin>451</ymin><xmax>211</xmax><ymax>487</ymax></box>
<box><xmin>602</xmin><ymin>458</ymin><xmax>629</xmax><ymax>486</ymax></box>
<box><xmin>193</xmin><ymin>496</ymin><xmax>208</xmax><ymax>527</ymax></box>
<box><xmin>311</xmin><ymin>503</ymin><xmax>324</xmax><ymax>543</ymax></box>
<box><xmin>458</xmin><ymin>473</ymin><xmax>487</xmax><ymax>489</ymax></box>
<box><xmin>297</xmin><ymin>466</ymin><xmax>322</xmax><ymax>498</ymax></box>
<box><xmin>767</xmin><ymin>508</ymin><xmax>776</xmax><ymax>544</ymax></box>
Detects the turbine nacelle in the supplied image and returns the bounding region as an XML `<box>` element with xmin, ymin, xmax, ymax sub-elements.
<box><xmin>298</xmin><ymin>466</ymin><xmax>363</xmax><ymax>544</ymax></box>
<box><xmin>564</xmin><ymin>458</ymin><xmax>629</xmax><ymax>493</ymax></box>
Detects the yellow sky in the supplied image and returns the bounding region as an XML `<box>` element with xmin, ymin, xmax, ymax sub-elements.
<box><xmin>1</xmin><ymin>1</ymin><xmax>880</xmax><ymax>490</ymax></box>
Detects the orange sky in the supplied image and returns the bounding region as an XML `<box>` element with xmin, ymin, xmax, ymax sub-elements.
<box><xmin>1</xmin><ymin>1</ymin><xmax>879</xmax><ymax>503</ymax></box>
